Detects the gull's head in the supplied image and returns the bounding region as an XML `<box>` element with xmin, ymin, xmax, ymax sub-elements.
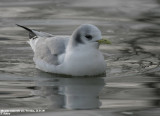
<box><xmin>71</xmin><ymin>24</ymin><xmax>102</xmax><ymax>48</ymax></box>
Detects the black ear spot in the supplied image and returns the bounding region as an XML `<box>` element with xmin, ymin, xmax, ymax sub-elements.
<box><xmin>85</xmin><ymin>35</ymin><xmax>92</xmax><ymax>40</ymax></box>
<box><xmin>75</xmin><ymin>32</ymin><xmax>83</xmax><ymax>44</ymax></box>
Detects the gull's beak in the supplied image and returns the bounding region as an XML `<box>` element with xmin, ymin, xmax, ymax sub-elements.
<box><xmin>96</xmin><ymin>38</ymin><xmax>111</xmax><ymax>44</ymax></box>
<box><xmin>96</xmin><ymin>39</ymin><xmax>102</xmax><ymax>43</ymax></box>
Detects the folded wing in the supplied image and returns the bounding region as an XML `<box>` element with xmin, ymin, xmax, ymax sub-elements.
<box><xmin>17</xmin><ymin>24</ymin><xmax>69</xmax><ymax>65</ymax></box>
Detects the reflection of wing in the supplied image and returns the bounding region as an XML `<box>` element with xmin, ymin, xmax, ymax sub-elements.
<box><xmin>35</xmin><ymin>36</ymin><xmax>69</xmax><ymax>65</ymax></box>
<box><xmin>17</xmin><ymin>24</ymin><xmax>69</xmax><ymax>65</ymax></box>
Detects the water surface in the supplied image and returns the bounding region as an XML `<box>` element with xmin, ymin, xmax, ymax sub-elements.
<box><xmin>0</xmin><ymin>0</ymin><xmax>160</xmax><ymax>116</ymax></box>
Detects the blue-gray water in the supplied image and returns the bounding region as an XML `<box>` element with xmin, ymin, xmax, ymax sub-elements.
<box><xmin>0</xmin><ymin>0</ymin><xmax>160</xmax><ymax>116</ymax></box>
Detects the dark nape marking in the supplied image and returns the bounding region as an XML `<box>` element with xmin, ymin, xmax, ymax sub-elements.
<box><xmin>74</xmin><ymin>31</ymin><xmax>83</xmax><ymax>44</ymax></box>
<box><xmin>16</xmin><ymin>24</ymin><xmax>37</xmax><ymax>39</ymax></box>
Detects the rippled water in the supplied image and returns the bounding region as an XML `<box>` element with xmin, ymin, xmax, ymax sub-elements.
<box><xmin>0</xmin><ymin>0</ymin><xmax>160</xmax><ymax>116</ymax></box>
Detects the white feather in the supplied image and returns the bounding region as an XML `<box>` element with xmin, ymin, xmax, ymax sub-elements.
<box><xmin>27</xmin><ymin>38</ymin><xmax>39</xmax><ymax>52</ymax></box>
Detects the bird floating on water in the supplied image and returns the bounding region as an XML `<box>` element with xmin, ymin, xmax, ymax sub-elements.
<box><xmin>17</xmin><ymin>24</ymin><xmax>106</xmax><ymax>76</ymax></box>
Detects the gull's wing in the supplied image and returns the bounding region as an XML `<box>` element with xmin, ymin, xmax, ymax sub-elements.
<box><xmin>16</xmin><ymin>24</ymin><xmax>54</xmax><ymax>39</ymax></box>
<box><xmin>35</xmin><ymin>36</ymin><xmax>69</xmax><ymax>65</ymax></box>
<box><xmin>17</xmin><ymin>24</ymin><xmax>69</xmax><ymax>65</ymax></box>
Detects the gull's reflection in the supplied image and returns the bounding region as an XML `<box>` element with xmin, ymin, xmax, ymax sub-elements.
<box><xmin>35</xmin><ymin>73</ymin><xmax>105</xmax><ymax>110</ymax></box>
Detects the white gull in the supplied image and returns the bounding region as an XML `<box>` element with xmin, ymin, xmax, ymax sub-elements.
<box><xmin>17</xmin><ymin>24</ymin><xmax>106</xmax><ymax>76</ymax></box>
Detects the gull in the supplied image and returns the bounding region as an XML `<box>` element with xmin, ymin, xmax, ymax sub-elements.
<box><xmin>17</xmin><ymin>24</ymin><xmax>106</xmax><ymax>76</ymax></box>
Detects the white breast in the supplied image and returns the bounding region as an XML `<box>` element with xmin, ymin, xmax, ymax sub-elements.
<box><xmin>63</xmin><ymin>45</ymin><xmax>106</xmax><ymax>76</ymax></box>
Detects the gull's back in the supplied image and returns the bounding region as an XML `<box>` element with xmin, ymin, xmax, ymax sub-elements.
<box><xmin>34</xmin><ymin>36</ymin><xmax>69</xmax><ymax>65</ymax></box>
<box><xmin>16</xmin><ymin>24</ymin><xmax>69</xmax><ymax>65</ymax></box>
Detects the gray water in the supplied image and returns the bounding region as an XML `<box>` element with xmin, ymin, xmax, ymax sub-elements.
<box><xmin>0</xmin><ymin>0</ymin><xmax>160</xmax><ymax>116</ymax></box>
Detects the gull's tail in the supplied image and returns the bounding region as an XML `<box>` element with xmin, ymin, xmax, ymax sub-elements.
<box><xmin>16</xmin><ymin>24</ymin><xmax>54</xmax><ymax>52</ymax></box>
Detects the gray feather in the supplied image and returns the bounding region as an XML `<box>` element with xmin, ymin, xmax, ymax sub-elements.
<box><xmin>17</xmin><ymin>24</ymin><xmax>70</xmax><ymax>65</ymax></box>
<box><xmin>34</xmin><ymin>36</ymin><xmax>69</xmax><ymax>65</ymax></box>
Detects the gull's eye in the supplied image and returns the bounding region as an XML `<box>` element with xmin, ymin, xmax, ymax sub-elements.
<box><xmin>85</xmin><ymin>35</ymin><xmax>92</xmax><ymax>40</ymax></box>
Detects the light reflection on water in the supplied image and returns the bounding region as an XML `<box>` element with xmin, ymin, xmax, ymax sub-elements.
<box><xmin>0</xmin><ymin>73</ymin><xmax>160</xmax><ymax>115</ymax></box>
<box><xmin>0</xmin><ymin>73</ymin><xmax>105</xmax><ymax>109</ymax></box>
<box><xmin>0</xmin><ymin>0</ymin><xmax>160</xmax><ymax>116</ymax></box>
<box><xmin>35</xmin><ymin>74</ymin><xmax>105</xmax><ymax>110</ymax></box>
